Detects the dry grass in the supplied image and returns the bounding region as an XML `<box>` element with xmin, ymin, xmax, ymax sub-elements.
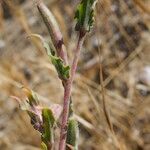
<box><xmin>0</xmin><ymin>0</ymin><xmax>150</xmax><ymax>150</ymax></box>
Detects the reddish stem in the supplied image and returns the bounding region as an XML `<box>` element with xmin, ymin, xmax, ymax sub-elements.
<box><xmin>58</xmin><ymin>33</ymin><xmax>85</xmax><ymax>150</ymax></box>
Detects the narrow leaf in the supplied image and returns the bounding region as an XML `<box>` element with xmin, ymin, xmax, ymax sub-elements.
<box><xmin>22</xmin><ymin>87</ymin><xmax>39</xmax><ymax>106</ymax></box>
<box><xmin>41</xmin><ymin>142</ymin><xmax>48</xmax><ymax>150</ymax></box>
<box><xmin>66</xmin><ymin>118</ymin><xmax>79</xmax><ymax>150</ymax></box>
<box><xmin>42</xmin><ymin>108</ymin><xmax>55</xmax><ymax>147</ymax></box>
<box><xmin>37</xmin><ymin>1</ymin><xmax>63</xmax><ymax>48</ymax></box>
<box><xmin>29</xmin><ymin>34</ymin><xmax>70</xmax><ymax>80</ymax></box>
<box><xmin>28</xmin><ymin>34</ymin><xmax>56</xmax><ymax>55</ymax></box>
<box><xmin>75</xmin><ymin>0</ymin><xmax>97</xmax><ymax>34</ymax></box>
<box><xmin>50</xmin><ymin>55</ymin><xmax>70</xmax><ymax>80</ymax></box>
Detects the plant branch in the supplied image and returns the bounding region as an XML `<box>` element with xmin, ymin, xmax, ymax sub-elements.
<box><xmin>59</xmin><ymin>33</ymin><xmax>85</xmax><ymax>150</ymax></box>
<box><xmin>70</xmin><ymin>33</ymin><xmax>85</xmax><ymax>82</ymax></box>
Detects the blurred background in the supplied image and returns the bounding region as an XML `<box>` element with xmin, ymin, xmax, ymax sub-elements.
<box><xmin>0</xmin><ymin>0</ymin><xmax>150</xmax><ymax>149</ymax></box>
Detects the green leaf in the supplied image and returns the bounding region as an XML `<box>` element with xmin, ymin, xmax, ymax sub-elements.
<box><xmin>42</xmin><ymin>108</ymin><xmax>55</xmax><ymax>147</ymax></box>
<box><xmin>66</xmin><ymin>118</ymin><xmax>79</xmax><ymax>150</ymax></box>
<box><xmin>43</xmin><ymin>41</ymin><xmax>70</xmax><ymax>80</ymax></box>
<box><xmin>50</xmin><ymin>55</ymin><xmax>70</xmax><ymax>80</ymax></box>
<box><xmin>27</xmin><ymin>91</ymin><xmax>39</xmax><ymax>106</ymax></box>
<box><xmin>29</xmin><ymin>34</ymin><xmax>70</xmax><ymax>80</ymax></box>
<box><xmin>28</xmin><ymin>34</ymin><xmax>56</xmax><ymax>55</ymax></box>
<box><xmin>75</xmin><ymin>0</ymin><xmax>97</xmax><ymax>33</ymax></box>
<box><xmin>41</xmin><ymin>142</ymin><xmax>48</xmax><ymax>150</ymax></box>
<box><xmin>22</xmin><ymin>87</ymin><xmax>39</xmax><ymax>107</ymax></box>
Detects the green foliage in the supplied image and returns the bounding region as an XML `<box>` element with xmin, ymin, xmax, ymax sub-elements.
<box><xmin>75</xmin><ymin>0</ymin><xmax>96</xmax><ymax>34</ymax></box>
<box><xmin>29</xmin><ymin>34</ymin><xmax>70</xmax><ymax>80</ymax></box>
<box><xmin>66</xmin><ymin>118</ymin><xmax>79</xmax><ymax>150</ymax></box>
<box><xmin>16</xmin><ymin>87</ymin><xmax>62</xmax><ymax>149</ymax></box>
<box><xmin>42</xmin><ymin>108</ymin><xmax>55</xmax><ymax>149</ymax></box>
<box><xmin>43</xmin><ymin>38</ymin><xmax>70</xmax><ymax>80</ymax></box>
<box><xmin>16</xmin><ymin>1</ymin><xmax>97</xmax><ymax>149</ymax></box>
<box><xmin>50</xmin><ymin>55</ymin><xmax>70</xmax><ymax>80</ymax></box>
<box><xmin>41</xmin><ymin>142</ymin><xmax>48</xmax><ymax>150</ymax></box>
<box><xmin>26</xmin><ymin>90</ymin><xmax>39</xmax><ymax>107</ymax></box>
<box><xmin>15</xmin><ymin>89</ymin><xmax>42</xmax><ymax>132</ymax></box>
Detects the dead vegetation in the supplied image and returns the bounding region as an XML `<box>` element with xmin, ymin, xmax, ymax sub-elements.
<box><xmin>0</xmin><ymin>0</ymin><xmax>150</xmax><ymax>150</ymax></box>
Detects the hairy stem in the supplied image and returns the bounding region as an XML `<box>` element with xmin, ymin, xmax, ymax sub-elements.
<box><xmin>59</xmin><ymin>33</ymin><xmax>85</xmax><ymax>150</ymax></box>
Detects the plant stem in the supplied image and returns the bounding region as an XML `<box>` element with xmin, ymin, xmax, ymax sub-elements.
<box><xmin>59</xmin><ymin>33</ymin><xmax>85</xmax><ymax>150</ymax></box>
<box><xmin>70</xmin><ymin>33</ymin><xmax>85</xmax><ymax>81</ymax></box>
